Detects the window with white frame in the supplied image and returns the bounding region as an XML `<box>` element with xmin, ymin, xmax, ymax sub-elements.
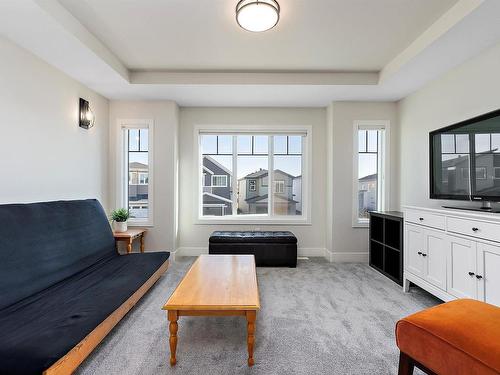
<box><xmin>198</xmin><ymin>131</ymin><xmax>309</xmax><ymax>220</ymax></box>
<box><xmin>274</xmin><ymin>180</ymin><xmax>285</xmax><ymax>193</ymax></box>
<box><xmin>495</xmin><ymin>167</ymin><xmax>500</xmax><ymax>179</ymax></box>
<box><xmin>476</xmin><ymin>167</ymin><xmax>487</xmax><ymax>180</ymax></box>
<box><xmin>249</xmin><ymin>179</ymin><xmax>256</xmax><ymax>191</ymax></box>
<box><xmin>138</xmin><ymin>172</ymin><xmax>149</xmax><ymax>185</ymax></box>
<box><xmin>212</xmin><ymin>175</ymin><xmax>228</xmax><ymax>187</ymax></box>
<box><xmin>120</xmin><ymin>121</ymin><xmax>153</xmax><ymax>225</ymax></box>
<box><xmin>353</xmin><ymin>122</ymin><xmax>389</xmax><ymax>226</ymax></box>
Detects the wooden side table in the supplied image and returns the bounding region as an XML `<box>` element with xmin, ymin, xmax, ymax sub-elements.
<box><xmin>113</xmin><ymin>228</ymin><xmax>147</xmax><ymax>254</ymax></box>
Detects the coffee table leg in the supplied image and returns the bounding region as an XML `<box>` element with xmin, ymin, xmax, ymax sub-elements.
<box><xmin>168</xmin><ymin>310</ymin><xmax>178</xmax><ymax>366</ymax></box>
<box><xmin>246</xmin><ymin>310</ymin><xmax>256</xmax><ymax>366</ymax></box>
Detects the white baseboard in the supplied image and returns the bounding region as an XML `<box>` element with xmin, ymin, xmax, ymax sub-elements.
<box><xmin>298</xmin><ymin>247</ymin><xmax>327</xmax><ymax>258</ymax></box>
<box><xmin>327</xmin><ymin>251</ymin><xmax>369</xmax><ymax>263</ymax></box>
<box><xmin>174</xmin><ymin>247</ymin><xmax>329</xmax><ymax>260</ymax></box>
<box><xmin>173</xmin><ymin>247</ymin><xmax>367</xmax><ymax>263</ymax></box>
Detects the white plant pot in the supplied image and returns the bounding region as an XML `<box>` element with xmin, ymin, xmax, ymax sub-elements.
<box><xmin>114</xmin><ymin>221</ymin><xmax>128</xmax><ymax>232</ymax></box>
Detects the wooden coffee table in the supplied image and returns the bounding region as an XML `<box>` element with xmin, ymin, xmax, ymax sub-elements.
<box><xmin>162</xmin><ymin>255</ymin><xmax>260</xmax><ymax>366</ymax></box>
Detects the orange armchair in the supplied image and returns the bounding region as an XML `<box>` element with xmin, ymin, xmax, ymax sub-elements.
<box><xmin>396</xmin><ymin>299</ymin><xmax>500</xmax><ymax>375</ymax></box>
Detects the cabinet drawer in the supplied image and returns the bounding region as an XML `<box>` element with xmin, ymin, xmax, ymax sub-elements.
<box><xmin>406</xmin><ymin>210</ymin><xmax>445</xmax><ymax>230</ymax></box>
<box><xmin>447</xmin><ymin>217</ymin><xmax>500</xmax><ymax>243</ymax></box>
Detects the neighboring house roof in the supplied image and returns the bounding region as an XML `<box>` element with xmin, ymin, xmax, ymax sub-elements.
<box><xmin>129</xmin><ymin>162</ymin><xmax>148</xmax><ymax>170</ymax></box>
<box><xmin>203</xmin><ymin>155</ymin><xmax>231</xmax><ymax>175</ymax></box>
<box><xmin>203</xmin><ymin>192</ymin><xmax>232</xmax><ymax>204</ymax></box>
<box><xmin>242</xmin><ymin>168</ymin><xmax>295</xmax><ymax>179</ymax></box>
<box><xmin>441</xmin><ymin>153</ymin><xmax>495</xmax><ymax>169</ymax></box>
<box><xmin>442</xmin><ymin>156</ymin><xmax>468</xmax><ymax>168</ymax></box>
<box><xmin>359</xmin><ymin>173</ymin><xmax>377</xmax><ymax>182</ymax></box>
<box><xmin>245</xmin><ymin>194</ymin><xmax>298</xmax><ymax>204</ymax></box>
<box><xmin>245</xmin><ymin>169</ymin><xmax>268</xmax><ymax>179</ymax></box>
<box><xmin>203</xmin><ymin>165</ymin><xmax>214</xmax><ymax>175</ymax></box>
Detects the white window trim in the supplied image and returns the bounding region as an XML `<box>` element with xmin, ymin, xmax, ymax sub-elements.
<box><xmin>352</xmin><ymin>120</ymin><xmax>390</xmax><ymax>228</ymax></box>
<box><xmin>249</xmin><ymin>179</ymin><xmax>257</xmax><ymax>191</ymax></box>
<box><xmin>138</xmin><ymin>172</ymin><xmax>148</xmax><ymax>185</ymax></box>
<box><xmin>193</xmin><ymin>124</ymin><xmax>312</xmax><ymax>225</ymax></box>
<box><xmin>461</xmin><ymin>167</ymin><xmax>469</xmax><ymax>179</ymax></box>
<box><xmin>203</xmin><ymin>191</ymin><xmax>233</xmax><ymax>203</ymax></box>
<box><xmin>211</xmin><ymin>175</ymin><xmax>228</xmax><ymax>187</ymax></box>
<box><xmin>116</xmin><ymin>119</ymin><xmax>154</xmax><ymax>227</ymax></box>
<box><xmin>476</xmin><ymin>167</ymin><xmax>487</xmax><ymax>180</ymax></box>
<box><xmin>274</xmin><ymin>180</ymin><xmax>285</xmax><ymax>193</ymax></box>
<box><xmin>494</xmin><ymin>167</ymin><xmax>500</xmax><ymax>179</ymax></box>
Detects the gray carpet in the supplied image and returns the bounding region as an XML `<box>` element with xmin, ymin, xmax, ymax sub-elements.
<box><xmin>76</xmin><ymin>257</ymin><xmax>439</xmax><ymax>375</ymax></box>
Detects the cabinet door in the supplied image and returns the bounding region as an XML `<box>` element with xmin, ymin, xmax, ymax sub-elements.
<box><xmin>405</xmin><ymin>224</ymin><xmax>424</xmax><ymax>277</ymax></box>
<box><xmin>423</xmin><ymin>230</ymin><xmax>447</xmax><ymax>290</ymax></box>
<box><xmin>447</xmin><ymin>236</ymin><xmax>477</xmax><ymax>299</ymax></box>
<box><xmin>477</xmin><ymin>243</ymin><xmax>500</xmax><ymax>306</ymax></box>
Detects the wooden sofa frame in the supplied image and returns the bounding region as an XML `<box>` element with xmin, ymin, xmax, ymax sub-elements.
<box><xmin>43</xmin><ymin>259</ymin><xmax>170</xmax><ymax>375</ymax></box>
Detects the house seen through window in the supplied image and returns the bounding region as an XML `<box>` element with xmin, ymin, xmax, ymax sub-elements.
<box><xmin>200</xmin><ymin>134</ymin><xmax>304</xmax><ymax>218</ymax></box>
<box><xmin>355</xmin><ymin>125</ymin><xmax>387</xmax><ymax>224</ymax></box>
<box><xmin>125</xmin><ymin>128</ymin><xmax>150</xmax><ymax>221</ymax></box>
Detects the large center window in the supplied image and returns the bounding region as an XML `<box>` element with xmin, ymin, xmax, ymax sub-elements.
<box><xmin>198</xmin><ymin>130</ymin><xmax>309</xmax><ymax>222</ymax></box>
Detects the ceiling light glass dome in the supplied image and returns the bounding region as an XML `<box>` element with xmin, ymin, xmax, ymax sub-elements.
<box><xmin>236</xmin><ymin>0</ymin><xmax>280</xmax><ymax>32</ymax></box>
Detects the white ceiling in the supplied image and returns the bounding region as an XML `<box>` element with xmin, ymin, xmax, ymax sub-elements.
<box><xmin>1</xmin><ymin>0</ymin><xmax>500</xmax><ymax>106</ymax></box>
<box><xmin>58</xmin><ymin>0</ymin><xmax>456</xmax><ymax>71</ymax></box>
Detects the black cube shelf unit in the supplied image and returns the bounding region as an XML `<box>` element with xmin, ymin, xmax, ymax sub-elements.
<box><xmin>369</xmin><ymin>211</ymin><xmax>404</xmax><ymax>286</ymax></box>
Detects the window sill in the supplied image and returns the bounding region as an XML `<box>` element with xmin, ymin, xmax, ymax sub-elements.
<box><xmin>128</xmin><ymin>220</ymin><xmax>154</xmax><ymax>228</ymax></box>
<box><xmin>352</xmin><ymin>220</ymin><xmax>369</xmax><ymax>228</ymax></box>
<box><xmin>195</xmin><ymin>216</ymin><xmax>311</xmax><ymax>226</ymax></box>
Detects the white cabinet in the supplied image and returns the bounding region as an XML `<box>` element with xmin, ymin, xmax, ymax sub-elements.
<box><xmin>424</xmin><ymin>231</ymin><xmax>447</xmax><ymax>290</ymax></box>
<box><xmin>406</xmin><ymin>225</ymin><xmax>424</xmax><ymax>277</ymax></box>
<box><xmin>448</xmin><ymin>236</ymin><xmax>477</xmax><ymax>299</ymax></box>
<box><xmin>403</xmin><ymin>206</ymin><xmax>500</xmax><ymax>306</ymax></box>
<box><xmin>405</xmin><ymin>224</ymin><xmax>447</xmax><ymax>290</ymax></box>
<box><xmin>477</xmin><ymin>243</ymin><xmax>500</xmax><ymax>306</ymax></box>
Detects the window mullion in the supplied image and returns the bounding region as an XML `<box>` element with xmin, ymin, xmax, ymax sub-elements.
<box><xmin>124</xmin><ymin>129</ymin><xmax>129</xmax><ymax>210</ymax></box>
<box><xmin>378</xmin><ymin>131</ymin><xmax>383</xmax><ymax>211</ymax></box>
<box><xmin>268</xmin><ymin>136</ymin><xmax>274</xmax><ymax>217</ymax></box>
<box><xmin>232</xmin><ymin>135</ymin><xmax>238</xmax><ymax>216</ymax></box>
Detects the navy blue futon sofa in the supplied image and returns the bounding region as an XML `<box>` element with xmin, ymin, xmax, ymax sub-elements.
<box><xmin>0</xmin><ymin>199</ymin><xmax>170</xmax><ymax>375</ymax></box>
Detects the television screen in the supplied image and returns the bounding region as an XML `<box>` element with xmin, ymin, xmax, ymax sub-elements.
<box><xmin>430</xmin><ymin>109</ymin><xmax>500</xmax><ymax>201</ymax></box>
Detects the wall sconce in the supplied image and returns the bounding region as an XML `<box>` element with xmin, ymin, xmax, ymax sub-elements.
<box><xmin>79</xmin><ymin>98</ymin><xmax>95</xmax><ymax>129</ymax></box>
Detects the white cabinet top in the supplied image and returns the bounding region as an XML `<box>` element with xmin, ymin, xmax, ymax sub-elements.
<box><xmin>402</xmin><ymin>205</ymin><xmax>500</xmax><ymax>224</ymax></box>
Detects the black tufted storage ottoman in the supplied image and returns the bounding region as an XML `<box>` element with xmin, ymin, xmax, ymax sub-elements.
<box><xmin>209</xmin><ymin>231</ymin><xmax>297</xmax><ymax>267</ymax></box>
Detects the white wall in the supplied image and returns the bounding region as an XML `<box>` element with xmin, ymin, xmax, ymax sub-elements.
<box><xmin>328</xmin><ymin>102</ymin><xmax>398</xmax><ymax>262</ymax></box>
<box><xmin>109</xmin><ymin>101</ymin><xmax>179</xmax><ymax>252</ymax></box>
<box><xmin>0</xmin><ymin>36</ymin><xmax>109</xmax><ymax>208</ymax></box>
<box><xmin>325</xmin><ymin>104</ymin><xmax>334</xmax><ymax>258</ymax></box>
<box><xmin>178</xmin><ymin>107</ymin><xmax>327</xmax><ymax>257</ymax></box>
<box><xmin>398</xmin><ymin>41</ymin><xmax>500</xmax><ymax>209</ymax></box>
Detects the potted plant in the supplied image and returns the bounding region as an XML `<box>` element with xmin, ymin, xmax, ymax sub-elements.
<box><xmin>111</xmin><ymin>208</ymin><xmax>129</xmax><ymax>232</ymax></box>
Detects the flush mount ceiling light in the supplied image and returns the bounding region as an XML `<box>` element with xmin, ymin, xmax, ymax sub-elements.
<box><xmin>236</xmin><ymin>0</ymin><xmax>280</xmax><ymax>32</ymax></box>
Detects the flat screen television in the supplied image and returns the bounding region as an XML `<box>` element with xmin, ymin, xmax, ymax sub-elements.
<box><xmin>430</xmin><ymin>108</ymin><xmax>500</xmax><ymax>211</ymax></box>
